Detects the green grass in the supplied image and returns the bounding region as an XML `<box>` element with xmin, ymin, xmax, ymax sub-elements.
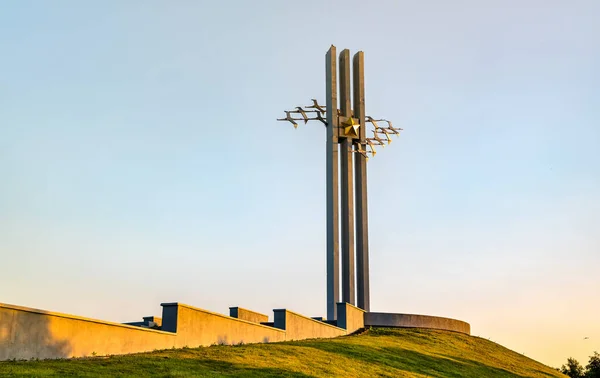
<box><xmin>0</xmin><ymin>328</ymin><xmax>564</xmax><ymax>377</ymax></box>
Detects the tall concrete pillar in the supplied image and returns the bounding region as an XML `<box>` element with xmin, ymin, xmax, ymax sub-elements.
<box><xmin>325</xmin><ymin>46</ymin><xmax>340</xmax><ymax>321</ymax></box>
<box><xmin>353</xmin><ymin>51</ymin><xmax>370</xmax><ymax>311</ymax></box>
<box><xmin>280</xmin><ymin>46</ymin><xmax>378</xmax><ymax>319</ymax></box>
<box><xmin>325</xmin><ymin>46</ymin><xmax>370</xmax><ymax>318</ymax></box>
<box><xmin>339</xmin><ymin>49</ymin><xmax>355</xmax><ymax>305</ymax></box>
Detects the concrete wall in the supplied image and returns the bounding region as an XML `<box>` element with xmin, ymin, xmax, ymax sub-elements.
<box><xmin>364</xmin><ymin>312</ymin><xmax>471</xmax><ymax>335</ymax></box>
<box><xmin>274</xmin><ymin>309</ymin><xmax>346</xmax><ymax>341</ymax></box>
<box><xmin>0</xmin><ymin>303</ymin><xmax>176</xmax><ymax>360</ymax></box>
<box><xmin>144</xmin><ymin>316</ymin><xmax>162</xmax><ymax>328</ymax></box>
<box><xmin>229</xmin><ymin>307</ymin><xmax>268</xmax><ymax>324</ymax></box>
<box><xmin>124</xmin><ymin>316</ymin><xmax>162</xmax><ymax>329</ymax></box>
<box><xmin>1</xmin><ymin>301</ymin><xmax>470</xmax><ymax>361</ymax></box>
<box><xmin>165</xmin><ymin>303</ymin><xmax>285</xmax><ymax>347</ymax></box>
<box><xmin>336</xmin><ymin>302</ymin><xmax>365</xmax><ymax>334</ymax></box>
<box><xmin>0</xmin><ymin>302</ymin><xmax>354</xmax><ymax>360</ymax></box>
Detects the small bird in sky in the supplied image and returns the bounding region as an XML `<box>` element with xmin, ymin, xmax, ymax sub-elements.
<box><xmin>584</xmin><ymin>337</ymin><xmax>589</xmax><ymax>340</ymax></box>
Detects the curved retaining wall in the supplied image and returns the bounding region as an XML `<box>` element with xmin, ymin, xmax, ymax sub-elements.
<box><xmin>364</xmin><ymin>312</ymin><xmax>470</xmax><ymax>335</ymax></box>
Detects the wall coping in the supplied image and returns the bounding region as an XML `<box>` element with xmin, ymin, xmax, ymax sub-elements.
<box><xmin>337</xmin><ymin>302</ymin><xmax>366</xmax><ymax>313</ymax></box>
<box><xmin>364</xmin><ymin>311</ymin><xmax>470</xmax><ymax>335</ymax></box>
<box><xmin>229</xmin><ymin>306</ymin><xmax>269</xmax><ymax>318</ymax></box>
<box><xmin>273</xmin><ymin>309</ymin><xmax>346</xmax><ymax>332</ymax></box>
<box><xmin>161</xmin><ymin>302</ymin><xmax>285</xmax><ymax>333</ymax></box>
<box><xmin>0</xmin><ymin>302</ymin><xmax>176</xmax><ymax>336</ymax></box>
<box><xmin>366</xmin><ymin>311</ymin><xmax>469</xmax><ymax>324</ymax></box>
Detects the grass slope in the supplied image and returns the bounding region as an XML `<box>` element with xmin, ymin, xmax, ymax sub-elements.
<box><xmin>0</xmin><ymin>328</ymin><xmax>564</xmax><ymax>377</ymax></box>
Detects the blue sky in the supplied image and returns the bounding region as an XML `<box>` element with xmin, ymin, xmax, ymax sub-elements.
<box><xmin>1</xmin><ymin>0</ymin><xmax>599</xmax><ymax>367</ymax></box>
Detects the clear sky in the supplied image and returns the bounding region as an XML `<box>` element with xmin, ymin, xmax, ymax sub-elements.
<box><xmin>1</xmin><ymin>0</ymin><xmax>598</xmax><ymax>368</ymax></box>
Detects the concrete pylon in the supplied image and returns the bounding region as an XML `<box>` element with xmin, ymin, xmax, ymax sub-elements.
<box><xmin>325</xmin><ymin>46</ymin><xmax>370</xmax><ymax>320</ymax></box>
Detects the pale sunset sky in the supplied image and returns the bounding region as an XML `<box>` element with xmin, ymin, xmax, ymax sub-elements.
<box><xmin>1</xmin><ymin>0</ymin><xmax>598</xmax><ymax>368</ymax></box>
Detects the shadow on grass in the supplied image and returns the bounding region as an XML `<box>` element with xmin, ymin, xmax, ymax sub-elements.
<box><xmin>300</xmin><ymin>341</ymin><xmax>530</xmax><ymax>378</ymax></box>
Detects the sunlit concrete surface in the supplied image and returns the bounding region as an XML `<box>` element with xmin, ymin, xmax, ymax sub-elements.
<box><xmin>365</xmin><ymin>312</ymin><xmax>471</xmax><ymax>335</ymax></box>
<box><xmin>0</xmin><ymin>301</ymin><xmax>370</xmax><ymax>361</ymax></box>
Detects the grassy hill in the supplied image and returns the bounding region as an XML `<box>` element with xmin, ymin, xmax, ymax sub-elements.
<box><xmin>0</xmin><ymin>328</ymin><xmax>564</xmax><ymax>377</ymax></box>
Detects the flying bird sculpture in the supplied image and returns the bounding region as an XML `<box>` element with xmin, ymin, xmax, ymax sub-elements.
<box><xmin>277</xmin><ymin>111</ymin><xmax>299</xmax><ymax>128</ymax></box>
<box><xmin>376</xmin><ymin>127</ymin><xmax>393</xmax><ymax>144</ymax></box>
<box><xmin>365</xmin><ymin>137</ymin><xmax>385</xmax><ymax>156</ymax></box>
<box><xmin>306</xmin><ymin>99</ymin><xmax>326</xmax><ymax>115</ymax></box>
<box><xmin>278</xmin><ymin>100</ymin><xmax>401</xmax><ymax>159</ymax></box>
<box><xmin>369</xmin><ymin>129</ymin><xmax>386</xmax><ymax>146</ymax></box>
<box><xmin>353</xmin><ymin>145</ymin><xmax>371</xmax><ymax>160</ymax></box>
<box><xmin>294</xmin><ymin>107</ymin><xmax>309</xmax><ymax>124</ymax></box>
<box><xmin>312</xmin><ymin>110</ymin><xmax>327</xmax><ymax>125</ymax></box>
<box><xmin>380</xmin><ymin>119</ymin><xmax>403</xmax><ymax>135</ymax></box>
<box><xmin>365</xmin><ymin>116</ymin><xmax>382</xmax><ymax>129</ymax></box>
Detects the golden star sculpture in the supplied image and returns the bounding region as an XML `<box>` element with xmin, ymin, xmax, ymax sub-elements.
<box><xmin>343</xmin><ymin>117</ymin><xmax>360</xmax><ymax>137</ymax></box>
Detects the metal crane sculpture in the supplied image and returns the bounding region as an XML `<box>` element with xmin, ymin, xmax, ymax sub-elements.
<box><xmin>278</xmin><ymin>100</ymin><xmax>402</xmax><ymax>160</ymax></box>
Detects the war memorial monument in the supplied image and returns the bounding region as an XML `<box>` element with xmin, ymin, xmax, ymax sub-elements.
<box><xmin>0</xmin><ymin>46</ymin><xmax>470</xmax><ymax>361</ymax></box>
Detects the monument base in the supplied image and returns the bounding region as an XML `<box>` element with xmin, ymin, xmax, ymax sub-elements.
<box><xmin>364</xmin><ymin>312</ymin><xmax>470</xmax><ymax>335</ymax></box>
